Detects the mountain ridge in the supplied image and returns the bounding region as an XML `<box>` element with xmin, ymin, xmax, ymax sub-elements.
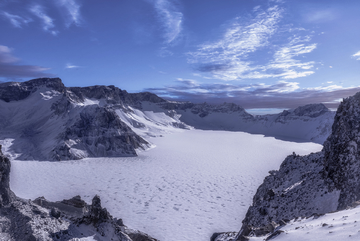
<box><xmin>0</xmin><ymin>78</ymin><xmax>334</xmax><ymax>160</ymax></box>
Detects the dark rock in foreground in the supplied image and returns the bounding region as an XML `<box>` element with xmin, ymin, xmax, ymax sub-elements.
<box><xmin>0</xmin><ymin>146</ymin><xmax>158</xmax><ymax>240</ymax></box>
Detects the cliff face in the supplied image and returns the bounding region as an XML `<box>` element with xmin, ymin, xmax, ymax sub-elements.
<box><xmin>0</xmin><ymin>146</ymin><xmax>15</xmax><ymax>207</ymax></box>
<box><xmin>323</xmin><ymin>92</ymin><xmax>360</xmax><ymax>210</ymax></box>
<box><xmin>230</xmin><ymin>92</ymin><xmax>360</xmax><ymax>241</ymax></box>
<box><xmin>0</xmin><ymin>146</ymin><xmax>158</xmax><ymax>240</ymax></box>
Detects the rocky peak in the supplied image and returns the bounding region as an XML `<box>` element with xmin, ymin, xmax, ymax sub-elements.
<box><xmin>0</xmin><ymin>77</ymin><xmax>65</xmax><ymax>102</ymax></box>
<box><xmin>323</xmin><ymin>92</ymin><xmax>360</xmax><ymax>209</ymax></box>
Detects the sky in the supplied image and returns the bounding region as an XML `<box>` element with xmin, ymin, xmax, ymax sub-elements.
<box><xmin>1</xmin><ymin>0</ymin><xmax>360</xmax><ymax>112</ymax></box>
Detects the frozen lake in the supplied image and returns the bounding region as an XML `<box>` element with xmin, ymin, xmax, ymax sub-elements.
<box><xmin>10</xmin><ymin>130</ymin><xmax>322</xmax><ymax>241</ymax></box>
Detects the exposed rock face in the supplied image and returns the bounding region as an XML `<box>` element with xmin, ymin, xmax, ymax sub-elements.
<box><xmin>52</xmin><ymin>106</ymin><xmax>147</xmax><ymax>160</ymax></box>
<box><xmin>323</xmin><ymin>92</ymin><xmax>360</xmax><ymax>210</ymax></box>
<box><xmin>0</xmin><ymin>145</ymin><xmax>15</xmax><ymax>206</ymax></box>
<box><xmin>223</xmin><ymin>92</ymin><xmax>360</xmax><ymax>241</ymax></box>
<box><xmin>0</xmin><ymin>146</ymin><xmax>158</xmax><ymax>241</ymax></box>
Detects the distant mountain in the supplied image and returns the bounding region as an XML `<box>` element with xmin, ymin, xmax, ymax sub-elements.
<box><xmin>0</xmin><ymin>78</ymin><xmax>334</xmax><ymax>160</ymax></box>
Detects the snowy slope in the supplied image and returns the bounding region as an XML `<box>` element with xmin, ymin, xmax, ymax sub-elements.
<box><xmin>0</xmin><ymin>78</ymin><xmax>189</xmax><ymax>160</ymax></box>
<box><xmin>248</xmin><ymin>205</ymin><xmax>360</xmax><ymax>241</ymax></box>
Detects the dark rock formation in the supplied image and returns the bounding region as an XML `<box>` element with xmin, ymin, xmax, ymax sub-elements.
<box><xmin>0</xmin><ymin>145</ymin><xmax>158</xmax><ymax>240</ymax></box>
<box><xmin>0</xmin><ymin>78</ymin><xmax>66</xmax><ymax>102</ymax></box>
<box><xmin>0</xmin><ymin>145</ymin><xmax>15</xmax><ymax>207</ymax></box>
<box><xmin>52</xmin><ymin>106</ymin><xmax>148</xmax><ymax>160</ymax></box>
<box><xmin>323</xmin><ymin>92</ymin><xmax>360</xmax><ymax>210</ymax></box>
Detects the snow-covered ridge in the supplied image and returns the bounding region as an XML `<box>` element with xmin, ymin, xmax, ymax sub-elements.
<box><xmin>0</xmin><ymin>78</ymin><xmax>334</xmax><ymax>160</ymax></box>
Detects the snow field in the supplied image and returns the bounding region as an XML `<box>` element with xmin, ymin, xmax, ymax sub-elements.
<box><xmin>10</xmin><ymin>130</ymin><xmax>322</xmax><ymax>241</ymax></box>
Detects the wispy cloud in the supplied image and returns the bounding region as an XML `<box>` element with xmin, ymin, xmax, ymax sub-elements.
<box><xmin>261</xmin><ymin>37</ymin><xmax>317</xmax><ymax>79</ymax></box>
<box><xmin>30</xmin><ymin>4</ymin><xmax>58</xmax><ymax>35</ymax></box>
<box><xmin>65</xmin><ymin>63</ymin><xmax>82</xmax><ymax>69</ymax></box>
<box><xmin>152</xmin><ymin>0</ymin><xmax>183</xmax><ymax>45</ymax></box>
<box><xmin>145</xmin><ymin>79</ymin><xmax>360</xmax><ymax>109</ymax></box>
<box><xmin>188</xmin><ymin>6</ymin><xmax>283</xmax><ymax>81</ymax></box>
<box><xmin>352</xmin><ymin>51</ymin><xmax>360</xmax><ymax>60</ymax></box>
<box><xmin>56</xmin><ymin>0</ymin><xmax>82</xmax><ymax>27</ymax></box>
<box><xmin>0</xmin><ymin>45</ymin><xmax>52</xmax><ymax>78</ymax></box>
<box><xmin>1</xmin><ymin>11</ymin><xmax>32</xmax><ymax>28</ymax></box>
<box><xmin>188</xmin><ymin>6</ymin><xmax>318</xmax><ymax>81</ymax></box>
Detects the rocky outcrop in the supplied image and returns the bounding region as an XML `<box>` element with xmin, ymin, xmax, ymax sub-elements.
<box><xmin>52</xmin><ymin>106</ymin><xmax>148</xmax><ymax>160</ymax></box>
<box><xmin>214</xmin><ymin>92</ymin><xmax>360</xmax><ymax>241</ymax></box>
<box><xmin>0</xmin><ymin>146</ymin><xmax>158</xmax><ymax>240</ymax></box>
<box><xmin>0</xmin><ymin>145</ymin><xmax>15</xmax><ymax>206</ymax></box>
<box><xmin>323</xmin><ymin>92</ymin><xmax>360</xmax><ymax>210</ymax></box>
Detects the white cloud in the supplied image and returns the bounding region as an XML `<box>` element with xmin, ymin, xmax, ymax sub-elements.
<box><xmin>188</xmin><ymin>6</ymin><xmax>283</xmax><ymax>81</ymax></box>
<box><xmin>65</xmin><ymin>63</ymin><xmax>81</xmax><ymax>69</ymax></box>
<box><xmin>30</xmin><ymin>5</ymin><xmax>58</xmax><ymax>35</ymax></box>
<box><xmin>188</xmin><ymin>5</ymin><xmax>317</xmax><ymax>82</ymax></box>
<box><xmin>263</xmin><ymin>40</ymin><xmax>317</xmax><ymax>79</ymax></box>
<box><xmin>152</xmin><ymin>0</ymin><xmax>183</xmax><ymax>44</ymax></box>
<box><xmin>57</xmin><ymin>0</ymin><xmax>82</xmax><ymax>27</ymax></box>
<box><xmin>1</xmin><ymin>11</ymin><xmax>32</xmax><ymax>28</ymax></box>
<box><xmin>352</xmin><ymin>51</ymin><xmax>360</xmax><ymax>60</ymax></box>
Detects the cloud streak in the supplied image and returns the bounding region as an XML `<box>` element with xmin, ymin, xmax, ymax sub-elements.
<box><xmin>0</xmin><ymin>45</ymin><xmax>52</xmax><ymax>79</ymax></box>
<box><xmin>188</xmin><ymin>6</ymin><xmax>318</xmax><ymax>81</ymax></box>
<box><xmin>152</xmin><ymin>0</ymin><xmax>183</xmax><ymax>44</ymax></box>
<box><xmin>30</xmin><ymin>4</ymin><xmax>58</xmax><ymax>35</ymax></box>
<box><xmin>145</xmin><ymin>79</ymin><xmax>360</xmax><ymax>109</ymax></box>
<box><xmin>1</xmin><ymin>11</ymin><xmax>32</xmax><ymax>28</ymax></box>
<box><xmin>352</xmin><ymin>51</ymin><xmax>360</xmax><ymax>60</ymax></box>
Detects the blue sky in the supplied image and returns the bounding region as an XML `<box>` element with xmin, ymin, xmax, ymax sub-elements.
<box><xmin>1</xmin><ymin>0</ymin><xmax>360</xmax><ymax>111</ymax></box>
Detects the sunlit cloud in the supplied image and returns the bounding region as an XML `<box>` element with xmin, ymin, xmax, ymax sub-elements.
<box><xmin>56</xmin><ymin>0</ymin><xmax>82</xmax><ymax>27</ymax></box>
<box><xmin>145</xmin><ymin>80</ymin><xmax>360</xmax><ymax>109</ymax></box>
<box><xmin>352</xmin><ymin>51</ymin><xmax>360</xmax><ymax>60</ymax></box>
<box><xmin>152</xmin><ymin>0</ymin><xmax>183</xmax><ymax>45</ymax></box>
<box><xmin>30</xmin><ymin>5</ymin><xmax>58</xmax><ymax>35</ymax></box>
<box><xmin>1</xmin><ymin>11</ymin><xmax>32</xmax><ymax>28</ymax></box>
<box><xmin>0</xmin><ymin>45</ymin><xmax>52</xmax><ymax>78</ymax></box>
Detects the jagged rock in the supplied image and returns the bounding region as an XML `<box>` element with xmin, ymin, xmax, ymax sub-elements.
<box><xmin>0</xmin><ymin>145</ymin><xmax>15</xmax><ymax>207</ymax></box>
<box><xmin>323</xmin><ymin>92</ymin><xmax>360</xmax><ymax>209</ymax></box>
